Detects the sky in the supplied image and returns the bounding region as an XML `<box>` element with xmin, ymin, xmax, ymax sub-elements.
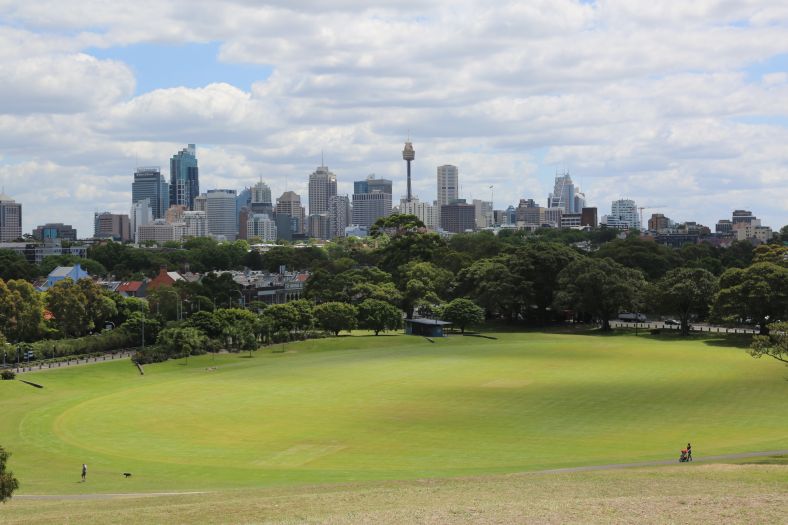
<box><xmin>1</xmin><ymin>0</ymin><xmax>787</xmax><ymax>237</ymax></box>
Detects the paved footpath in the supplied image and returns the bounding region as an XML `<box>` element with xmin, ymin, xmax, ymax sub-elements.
<box><xmin>9</xmin><ymin>351</ymin><xmax>135</xmax><ymax>375</ymax></box>
<box><xmin>15</xmin><ymin>449</ymin><xmax>788</xmax><ymax>501</ymax></box>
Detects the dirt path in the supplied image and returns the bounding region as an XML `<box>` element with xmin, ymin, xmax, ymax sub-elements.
<box><xmin>14</xmin><ymin>449</ymin><xmax>787</xmax><ymax>501</ymax></box>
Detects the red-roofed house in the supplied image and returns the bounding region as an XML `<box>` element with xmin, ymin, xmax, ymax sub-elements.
<box><xmin>146</xmin><ymin>266</ymin><xmax>184</xmax><ymax>291</ymax></box>
<box><xmin>117</xmin><ymin>281</ymin><xmax>147</xmax><ymax>298</ymax></box>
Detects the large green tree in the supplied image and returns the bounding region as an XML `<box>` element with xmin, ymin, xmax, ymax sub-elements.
<box><xmin>0</xmin><ymin>445</ymin><xmax>19</xmax><ymax>503</ymax></box>
<box><xmin>313</xmin><ymin>302</ymin><xmax>358</xmax><ymax>336</ymax></box>
<box><xmin>357</xmin><ymin>299</ymin><xmax>403</xmax><ymax>335</ymax></box>
<box><xmin>454</xmin><ymin>258</ymin><xmax>520</xmax><ymax>320</ymax></box>
<box><xmin>555</xmin><ymin>258</ymin><xmax>648</xmax><ymax>331</ymax></box>
<box><xmin>156</xmin><ymin>327</ymin><xmax>209</xmax><ymax>358</ymax></box>
<box><xmin>45</xmin><ymin>279</ymin><xmax>89</xmax><ymax>337</ymax></box>
<box><xmin>441</xmin><ymin>298</ymin><xmax>485</xmax><ymax>334</ymax></box>
<box><xmin>397</xmin><ymin>261</ymin><xmax>453</xmax><ymax>319</ymax></box>
<box><xmin>750</xmin><ymin>322</ymin><xmax>788</xmax><ymax>365</ymax></box>
<box><xmin>0</xmin><ymin>249</ymin><xmax>37</xmax><ymax>281</ymax></box>
<box><xmin>594</xmin><ymin>237</ymin><xmax>679</xmax><ymax>280</ymax></box>
<box><xmin>713</xmin><ymin>262</ymin><xmax>788</xmax><ymax>335</ymax></box>
<box><xmin>656</xmin><ymin>267</ymin><xmax>718</xmax><ymax>335</ymax></box>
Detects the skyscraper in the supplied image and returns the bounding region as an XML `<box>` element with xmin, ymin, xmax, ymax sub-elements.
<box><xmin>328</xmin><ymin>195</ymin><xmax>351</xmax><ymax>239</ymax></box>
<box><xmin>130</xmin><ymin>199</ymin><xmax>153</xmax><ymax>242</ymax></box>
<box><xmin>440</xmin><ymin>199</ymin><xmax>476</xmax><ymax>233</ymax></box>
<box><xmin>436</xmin><ymin>165</ymin><xmax>459</xmax><ymax>207</ymax></box>
<box><xmin>548</xmin><ymin>171</ymin><xmax>586</xmax><ymax>214</ymax></box>
<box><xmin>605</xmin><ymin>199</ymin><xmax>640</xmax><ymax>230</ymax></box>
<box><xmin>169</xmin><ymin>144</ymin><xmax>199</xmax><ymax>210</ymax></box>
<box><xmin>276</xmin><ymin>191</ymin><xmax>306</xmax><ymax>235</ymax></box>
<box><xmin>251</xmin><ymin>180</ymin><xmax>272</xmax><ymax>205</ymax></box>
<box><xmin>0</xmin><ymin>192</ymin><xmax>22</xmax><ymax>242</ymax></box>
<box><xmin>308</xmin><ymin>165</ymin><xmax>337</xmax><ymax>216</ymax></box>
<box><xmin>132</xmin><ymin>167</ymin><xmax>169</xmax><ymax>219</ymax></box>
<box><xmin>206</xmin><ymin>189</ymin><xmax>238</xmax><ymax>240</ymax></box>
<box><xmin>403</xmin><ymin>140</ymin><xmax>415</xmax><ymax>202</ymax></box>
<box><xmin>93</xmin><ymin>212</ymin><xmax>131</xmax><ymax>242</ymax></box>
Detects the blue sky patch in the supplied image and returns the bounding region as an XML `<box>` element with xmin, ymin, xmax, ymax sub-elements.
<box><xmin>87</xmin><ymin>41</ymin><xmax>272</xmax><ymax>95</ymax></box>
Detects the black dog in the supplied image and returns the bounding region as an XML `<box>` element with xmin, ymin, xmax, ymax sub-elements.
<box><xmin>123</xmin><ymin>472</ymin><xmax>132</xmax><ymax>478</ymax></box>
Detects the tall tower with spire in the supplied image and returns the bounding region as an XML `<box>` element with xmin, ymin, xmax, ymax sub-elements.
<box><xmin>402</xmin><ymin>139</ymin><xmax>415</xmax><ymax>202</ymax></box>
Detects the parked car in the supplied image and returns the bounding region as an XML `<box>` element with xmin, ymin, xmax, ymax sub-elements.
<box><xmin>618</xmin><ymin>312</ymin><xmax>647</xmax><ymax>322</ymax></box>
<box><xmin>664</xmin><ymin>319</ymin><xmax>680</xmax><ymax>326</ymax></box>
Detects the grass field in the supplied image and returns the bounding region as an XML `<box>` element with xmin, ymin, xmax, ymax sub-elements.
<box><xmin>1</xmin><ymin>330</ymin><xmax>787</xmax><ymax>521</ymax></box>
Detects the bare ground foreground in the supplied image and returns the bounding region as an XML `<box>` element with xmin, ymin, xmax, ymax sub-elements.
<box><xmin>3</xmin><ymin>459</ymin><xmax>787</xmax><ymax>524</ymax></box>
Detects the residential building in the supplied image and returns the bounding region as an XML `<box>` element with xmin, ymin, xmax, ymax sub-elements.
<box><xmin>352</xmin><ymin>191</ymin><xmax>391</xmax><ymax>228</ymax></box>
<box><xmin>560</xmin><ymin>213</ymin><xmax>582</xmax><ymax>228</ymax></box>
<box><xmin>247</xmin><ymin>213</ymin><xmax>277</xmax><ymax>241</ymax></box>
<box><xmin>222</xmin><ymin>269</ymin><xmax>309</xmax><ymax>306</ymax></box>
<box><xmin>132</xmin><ymin>167</ymin><xmax>169</xmax><ymax>219</ymax></box>
<box><xmin>169</xmin><ymin>144</ymin><xmax>199</xmax><ymax>209</ymax></box>
<box><xmin>606</xmin><ymin>199</ymin><xmax>640</xmax><ymax>230</ymax></box>
<box><xmin>147</xmin><ymin>266</ymin><xmax>185</xmax><ymax>291</ymax></box>
<box><xmin>648</xmin><ymin>213</ymin><xmax>671</xmax><ymax>232</ymax></box>
<box><xmin>436</xmin><ymin>165</ymin><xmax>459</xmax><ymax>207</ymax></box>
<box><xmin>94</xmin><ymin>212</ymin><xmax>131</xmax><ymax>241</ymax></box>
<box><xmin>547</xmin><ymin>171</ymin><xmax>586</xmax><ymax>214</ymax></box>
<box><xmin>117</xmin><ymin>281</ymin><xmax>147</xmax><ymax>298</ymax></box>
<box><xmin>440</xmin><ymin>199</ymin><xmax>476</xmax><ymax>233</ymax></box>
<box><xmin>136</xmin><ymin>219</ymin><xmax>181</xmax><ymax>244</ymax></box>
<box><xmin>715</xmin><ymin>219</ymin><xmax>733</xmax><ymax>234</ymax></box>
<box><xmin>41</xmin><ymin>263</ymin><xmax>89</xmax><ymax>290</ymax></box>
<box><xmin>182</xmin><ymin>211</ymin><xmax>207</xmax><ymax>238</ymax></box>
<box><xmin>308</xmin><ymin>165</ymin><xmax>337</xmax><ymax>216</ymax></box>
<box><xmin>206</xmin><ymin>189</ymin><xmax>238</xmax><ymax>240</ymax></box>
<box><xmin>32</xmin><ymin>223</ymin><xmax>77</xmax><ymax>241</ymax></box>
<box><xmin>0</xmin><ymin>192</ymin><xmax>22</xmax><ymax>242</ymax></box>
<box><xmin>399</xmin><ymin>197</ymin><xmax>440</xmax><ymax>230</ymax></box>
<box><xmin>328</xmin><ymin>195</ymin><xmax>351</xmax><ymax>239</ymax></box>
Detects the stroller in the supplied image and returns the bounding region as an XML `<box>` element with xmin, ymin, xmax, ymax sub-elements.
<box><xmin>679</xmin><ymin>449</ymin><xmax>689</xmax><ymax>462</ymax></box>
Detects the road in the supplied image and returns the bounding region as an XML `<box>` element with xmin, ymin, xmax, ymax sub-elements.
<box><xmin>609</xmin><ymin>320</ymin><xmax>759</xmax><ymax>334</ymax></box>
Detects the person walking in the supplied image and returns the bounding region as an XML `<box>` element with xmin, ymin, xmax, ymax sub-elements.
<box><xmin>687</xmin><ymin>443</ymin><xmax>692</xmax><ymax>461</ymax></box>
<box><xmin>81</xmin><ymin>463</ymin><xmax>87</xmax><ymax>482</ymax></box>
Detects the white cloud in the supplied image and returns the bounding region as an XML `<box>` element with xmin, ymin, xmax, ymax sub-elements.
<box><xmin>0</xmin><ymin>0</ymin><xmax>786</xmax><ymax>235</ymax></box>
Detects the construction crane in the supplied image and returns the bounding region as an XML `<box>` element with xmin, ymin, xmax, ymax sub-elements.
<box><xmin>638</xmin><ymin>205</ymin><xmax>667</xmax><ymax>230</ymax></box>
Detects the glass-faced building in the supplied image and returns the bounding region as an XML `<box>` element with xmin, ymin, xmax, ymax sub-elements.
<box><xmin>132</xmin><ymin>167</ymin><xmax>169</xmax><ymax>219</ymax></box>
<box><xmin>169</xmin><ymin>144</ymin><xmax>199</xmax><ymax>210</ymax></box>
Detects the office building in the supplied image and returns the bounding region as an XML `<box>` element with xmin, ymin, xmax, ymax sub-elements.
<box><xmin>0</xmin><ymin>192</ymin><xmax>22</xmax><ymax>242</ymax></box>
<box><xmin>93</xmin><ymin>212</ymin><xmax>131</xmax><ymax>242</ymax></box>
<box><xmin>206</xmin><ymin>189</ymin><xmax>238</xmax><ymax>240</ymax></box>
<box><xmin>276</xmin><ymin>191</ymin><xmax>306</xmax><ymax>235</ymax></box>
<box><xmin>352</xmin><ymin>191</ymin><xmax>392</xmax><ymax>228</ymax></box>
<box><xmin>580</xmin><ymin>207</ymin><xmax>598</xmax><ymax>227</ymax></box>
<box><xmin>354</xmin><ymin>174</ymin><xmax>393</xmax><ymax>195</ymax></box>
<box><xmin>560</xmin><ymin>213</ymin><xmax>582</xmax><ymax>228</ymax></box>
<box><xmin>165</xmin><ymin>205</ymin><xmax>187</xmax><ymax>224</ymax></box>
<box><xmin>307</xmin><ymin>213</ymin><xmax>330</xmax><ymax>240</ymax></box>
<box><xmin>308</xmin><ymin>165</ymin><xmax>337</xmax><ymax>216</ymax></box>
<box><xmin>547</xmin><ymin>171</ymin><xmax>586</xmax><ymax>214</ymax></box>
<box><xmin>132</xmin><ymin>167</ymin><xmax>169</xmax><ymax>219</ymax></box>
<box><xmin>137</xmin><ymin>219</ymin><xmax>181</xmax><ymax>244</ymax></box>
<box><xmin>715</xmin><ymin>219</ymin><xmax>733</xmax><ymax>234</ymax></box>
<box><xmin>732</xmin><ymin>209</ymin><xmax>757</xmax><ymax>226</ymax></box>
<box><xmin>32</xmin><ymin>223</ymin><xmax>77</xmax><ymax>242</ymax></box>
<box><xmin>440</xmin><ymin>199</ymin><xmax>476</xmax><ymax>233</ymax></box>
<box><xmin>169</xmin><ymin>144</ymin><xmax>199</xmax><ymax>209</ymax></box>
<box><xmin>473</xmin><ymin>199</ymin><xmax>493</xmax><ymax>229</ymax></box>
<box><xmin>131</xmin><ymin>199</ymin><xmax>153</xmax><ymax>242</ymax></box>
<box><xmin>515</xmin><ymin>199</ymin><xmax>539</xmax><ymax>224</ymax></box>
<box><xmin>436</xmin><ymin>165</ymin><xmax>459</xmax><ymax>207</ymax></box>
<box><xmin>328</xmin><ymin>195</ymin><xmax>351</xmax><ymax>239</ymax></box>
<box><xmin>193</xmin><ymin>193</ymin><xmax>207</xmax><ymax>212</ymax></box>
<box><xmin>247</xmin><ymin>214</ymin><xmax>277</xmax><ymax>242</ymax></box>
<box><xmin>544</xmin><ymin>207</ymin><xmax>563</xmax><ymax>227</ymax></box>
<box><xmin>251</xmin><ymin>180</ymin><xmax>272</xmax><ymax>206</ymax></box>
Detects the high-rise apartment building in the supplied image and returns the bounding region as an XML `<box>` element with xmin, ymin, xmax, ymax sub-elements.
<box><xmin>182</xmin><ymin>211</ymin><xmax>207</xmax><ymax>238</ymax></box>
<box><xmin>605</xmin><ymin>199</ymin><xmax>640</xmax><ymax>230</ymax></box>
<box><xmin>94</xmin><ymin>212</ymin><xmax>131</xmax><ymax>242</ymax></box>
<box><xmin>0</xmin><ymin>192</ymin><xmax>22</xmax><ymax>242</ymax></box>
<box><xmin>206</xmin><ymin>189</ymin><xmax>238</xmax><ymax>240</ymax></box>
<box><xmin>436</xmin><ymin>165</ymin><xmax>459</xmax><ymax>207</ymax></box>
<box><xmin>132</xmin><ymin>167</ymin><xmax>169</xmax><ymax>219</ymax></box>
<box><xmin>33</xmin><ymin>223</ymin><xmax>77</xmax><ymax>241</ymax></box>
<box><xmin>308</xmin><ymin>165</ymin><xmax>337</xmax><ymax>216</ymax></box>
<box><xmin>548</xmin><ymin>171</ymin><xmax>586</xmax><ymax>214</ymax></box>
<box><xmin>328</xmin><ymin>195</ymin><xmax>351</xmax><ymax>239</ymax></box>
<box><xmin>169</xmin><ymin>144</ymin><xmax>199</xmax><ymax>210</ymax></box>
<box><xmin>247</xmin><ymin>213</ymin><xmax>277</xmax><ymax>241</ymax></box>
<box><xmin>400</xmin><ymin>197</ymin><xmax>440</xmax><ymax>230</ymax></box>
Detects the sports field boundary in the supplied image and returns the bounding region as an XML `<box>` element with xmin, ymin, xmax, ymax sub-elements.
<box><xmin>13</xmin><ymin>449</ymin><xmax>787</xmax><ymax>501</ymax></box>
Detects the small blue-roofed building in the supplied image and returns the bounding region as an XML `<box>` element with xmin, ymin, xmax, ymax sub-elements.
<box><xmin>404</xmin><ymin>318</ymin><xmax>452</xmax><ymax>337</ymax></box>
<box><xmin>41</xmin><ymin>263</ymin><xmax>89</xmax><ymax>290</ymax></box>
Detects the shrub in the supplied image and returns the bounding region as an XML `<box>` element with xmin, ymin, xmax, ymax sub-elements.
<box><xmin>1</xmin><ymin>370</ymin><xmax>15</xmax><ymax>380</ymax></box>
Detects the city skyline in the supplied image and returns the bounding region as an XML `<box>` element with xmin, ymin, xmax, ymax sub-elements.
<box><xmin>1</xmin><ymin>2</ymin><xmax>788</xmax><ymax>235</ymax></box>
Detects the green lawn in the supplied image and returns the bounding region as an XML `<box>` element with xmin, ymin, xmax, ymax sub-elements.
<box><xmin>1</xmin><ymin>332</ymin><xmax>786</xmax><ymax>495</ymax></box>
